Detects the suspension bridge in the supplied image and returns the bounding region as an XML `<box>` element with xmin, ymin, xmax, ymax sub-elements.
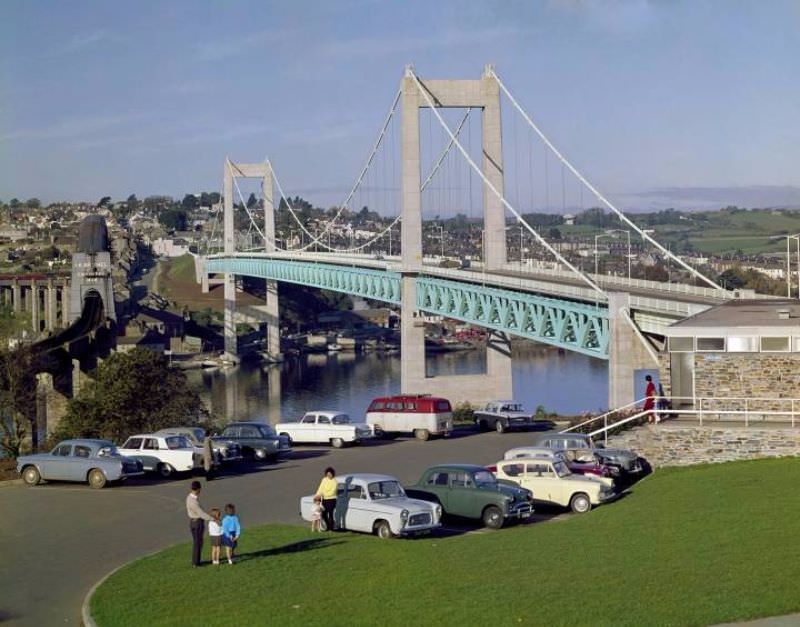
<box><xmin>196</xmin><ymin>65</ymin><xmax>765</xmax><ymax>408</ymax></box>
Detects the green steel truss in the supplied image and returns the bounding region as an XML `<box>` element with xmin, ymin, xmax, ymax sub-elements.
<box><xmin>205</xmin><ymin>256</ymin><xmax>609</xmax><ymax>358</ymax></box>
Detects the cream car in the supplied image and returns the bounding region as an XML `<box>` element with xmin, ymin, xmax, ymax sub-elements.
<box><xmin>494</xmin><ymin>458</ymin><xmax>615</xmax><ymax>514</ymax></box>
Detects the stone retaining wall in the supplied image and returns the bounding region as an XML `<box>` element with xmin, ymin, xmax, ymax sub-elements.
<box><xmin>607</xmin><ymin>424</ymin><xmax>800</xmax><ymax>467</ymax></box>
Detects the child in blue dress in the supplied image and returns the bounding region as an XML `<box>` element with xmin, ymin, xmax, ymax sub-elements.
<box><xmin>222</xmin><ymin>503</ymin><xmax>241</xmax><ymax>564</ymax></box>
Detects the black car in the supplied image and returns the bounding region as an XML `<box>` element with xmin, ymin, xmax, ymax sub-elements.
<box><xmin>213</xmin><ymin>421</ymin><xmax>291</xmax><ymax>462</ymax></box>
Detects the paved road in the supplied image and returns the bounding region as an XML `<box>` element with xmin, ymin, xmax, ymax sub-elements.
<box><xmin>0</xmin><ymin>428</ymin><xmax>559</xmax><ymax>626</ymax></box>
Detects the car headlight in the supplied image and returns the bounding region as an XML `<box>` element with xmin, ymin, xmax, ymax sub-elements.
<box><xmin>435</xmin><ymin>505</ymin><xmax>442</xmax><ymax>520</ymax></box>
<box><xmin>400</xmin><ymin>509</ymin><xmax>409</xmax><ymax>523</ymax></box>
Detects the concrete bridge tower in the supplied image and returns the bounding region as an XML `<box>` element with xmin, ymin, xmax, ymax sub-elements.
<box><xmin>399</xmin><ymin>65</ymin><xmax>513</xmax><ymax>401</ymax></box>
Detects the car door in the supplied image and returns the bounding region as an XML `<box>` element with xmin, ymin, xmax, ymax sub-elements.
<box><xmin>141</xmin><ymin>437</ymin><xmax>162</xmax><ymax>469</ymax></box>
<box><xmin>70</xmin><ymin>444</ymin><xmax>94</xmax><ymax>481</ymax></box>
<box><xmin>120</xmin><ymin>437</ymin><xmax>146</xmax><ymax>468</ymax></box>
<box><xmin>526</xmin><ymin>462</ymin><xmax>563</xmax><ymax>505</ymax></box>
<box><xmin>42</xmin><ymin>443</ymin><xmax>73</xmax><ymax>479</ymax></box>
<box><xmin>296</xmin><ymin>414</ymin><xmax>316</xmax><ymax>443</ymax></box>
<box><xmin>316</xmin><ymin>414</ymin><xmax>332</xmax><ymax>442</ymax></box>
<box><xmin>448</xmin><ymin>471</ymin><xmax>480</xmax><ymax>518</ymax></box>
<box><xmin>339</xmin><ymin>481</ymin><xmax>370</xmax><ymax>532</ymax></box>
<box><xmin>423</xmin><ymin>470</ymin><xmax>451</xmax><ymax>509</ymax></box>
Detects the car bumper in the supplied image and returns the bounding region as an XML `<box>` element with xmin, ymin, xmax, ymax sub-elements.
<box><xmin>399</xmin><ymin>522</ymin><xmax>441</xmax><ymax>536</ymax></box>
<box><xmin>506</xmin><ymin>503</ymin><xmax>534</xmax><ymax>519</ymax></box>
<box><xmin>121</xmin><ymin>470</ymin><xmax>145</xmax><ymax>479</ymax></box>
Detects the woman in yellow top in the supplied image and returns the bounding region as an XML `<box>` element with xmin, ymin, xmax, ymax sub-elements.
<box><xmin>315</xmin><ymin>467</ymin><xmax>338</xmax><ymax>531</ymax></box>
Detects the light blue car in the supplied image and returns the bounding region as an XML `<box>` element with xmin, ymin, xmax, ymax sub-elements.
<box><xmin>16</xmin><ymin>439</ymin><xmax>144</xmax><ymax>489</ymax></box>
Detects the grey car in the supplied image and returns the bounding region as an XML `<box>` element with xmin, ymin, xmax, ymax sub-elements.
<box><xmin>16</xmin><ymin>439</ymin><xmax>144</xmax><ymax>489</ymax></box>
<box><xmin>529</xmin><ymin>432</ymin><xmax>642</xmax><ymax>474</ymax></box>
<box><xmin>214</xmin><ymin>421</ymin><xmax>292</xmax><ymax>462</ymax></box>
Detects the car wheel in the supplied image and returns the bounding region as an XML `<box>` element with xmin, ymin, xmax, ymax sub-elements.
<box><xmin>495</xmin><ymin>420</ymin><xmax>506</xmax><ymax>434</ymax></box>
<box><xmin>374</xmin><ymin>520</ymin><xmax>394</xmax><ymax>539</ymax></box>
<box><xmin>373</xmin><ymin>425</ymin><xmax>385</xmax><ymax>439</ymax></box>
<box><xmin>157</xmin><ymin>463</ymin><xmax>175</xmax><ymax>478</ymax></box>
<box><xmin>414</xmin><ymin>429</ymin><xmax>430</xmax><ymax>441</ymax></box>
<box><xmin>330</xmin><ymin>438</ymin><xmax>344</xmax><ymax>449</ymax></box>
<box><xmin>88</xmin><ymin>469</ymin><xmax>107</xmax><ymax>489</ymax></box>
<box><xmin>482</xmin><ymin>505</ymin><xmax>504</xmax><ymax>529</ymax></box>
<box><xmin>22</xmin><ymin>465</ymin><xmax>41</xmax><ymax>486</ymax></box>
<box><xmin>570</xmin><ymin>493</ymin><xmax>591</xmax><ymax>514</ymax></box>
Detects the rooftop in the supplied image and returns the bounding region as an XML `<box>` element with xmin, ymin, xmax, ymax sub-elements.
<box><xmin>669</xmin><ymin>299</ymin><xmax>800</xmax><ymax>330</ymax></box>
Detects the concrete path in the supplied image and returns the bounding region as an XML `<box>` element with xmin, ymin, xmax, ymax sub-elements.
<box><xmin>0</xmin><ymin>428</ymin><xmax>555</xmax><ymax>626</ymax></box>
<box><xmin>715</xmin><ymin>615</ymin><xmax>800</xmax><ymax>626</ymax></box>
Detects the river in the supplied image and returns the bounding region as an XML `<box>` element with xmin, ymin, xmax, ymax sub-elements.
<box><xmin>186</xmin><ymin>344</ymin><xmax>608</xmax><ymax>424</ymax></box>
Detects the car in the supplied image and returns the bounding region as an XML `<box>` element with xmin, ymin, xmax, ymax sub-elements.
<box><xmin>153</xmin><ymin>427</ymin><xmax>242</xmax><ymax>464</ymax></box>
<box><xmin>299</xmin><ymin>473</ymin><xmax>441</xmax><ymax>538</ymax></box>
<box><xmin>474</xmin><ymin>400</ymin><xmax>539</xmax><ymax>433</ymax></box>
<box><xmin>16</xmin><ymin>439</ymin><xmax>143</xmax><ymax>489</ymax></box>
<box><xmin>406</xmin><ymin>464</ymin><xmax>533</xmax><ymax>529</ymax></box>
<box><xmin>214</xmin><ymin>421</ymin><xmax>292</xmax><ymax>462</ymax></box>
<box><xmin>275</xmin><ymin>411</ymin><xmax>374</xmax><ymax>448</ymax></box>
<box><xmin>366</xmin><ymin>395</ymin><xmax>453</xmax><ymax>441</ymax></box>
<box><xmin>118</xmin><ymin>434</ymin><xmax>198</xmax><ymax>478</ymax></box>
<box><xmin>529</xmin><ymin>432</ymin><xmax>642</xmax><ymax>474</ymax></box>
<box><xmin>502</xmin><ymin>446</ymin><xmax>617</xmax><ymax>485</ymax></box>
<box><xmin>493</xmin><ymin>458</ymin><xmax>615</xmax><ymax>514</ymax></box>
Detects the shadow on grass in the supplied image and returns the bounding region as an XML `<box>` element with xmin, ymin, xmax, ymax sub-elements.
<box><xmin>234</xmin><ymin>537</ymin><xmax>344</xmax><ymax>563</ymax></box>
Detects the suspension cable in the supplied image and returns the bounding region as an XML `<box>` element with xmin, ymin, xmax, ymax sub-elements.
<box><xmin>489</xmin><ymin>67</ymin><xmax>722</xmax><ymax>291</ymax></box>
<box><xmin>410</xmin><ymin>69</ymin><xmax>603</xmax><ymax>294</ymax></box>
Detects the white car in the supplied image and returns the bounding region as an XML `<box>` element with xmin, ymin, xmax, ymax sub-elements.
<box><xmin>504</xmin><ymin>446</ymin><xmax>615</xmax><ymax>488</ymax></box>
<box><xmin>494</xmin><ymin>458</ymin><xmax>615</xmax><ymax>514</ymax></box>
<box><xmin>118</xmin><ymin>434</ymin><xmax>198</xmax><ymax>478</ymax></box>
<box><xmin>276</xmin><ymin>411</ymin><xmax>373</xmax><ymax>448</ymax></box>
<box><xmin>299</xmin><ymin>473</ymin><xmax>441</xmax><ymax>538</ymax></box>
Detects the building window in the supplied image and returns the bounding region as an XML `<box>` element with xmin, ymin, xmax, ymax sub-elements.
<box><xmin>727</xmin><ymin>336</ymin><xmax>758</xmax><ymax>352</ymax></box>
<box><xmin>761</xmin><ymin>336</ymin><xmax>790</xmax><ymax>352</ymax></box>
<box><xmin>696</xmin><ymin>337</ymin><xmax>725</xmax><ymax>352</ymax></box>
<box><xmin>669</xmin><ymin>336</ymin><xmax>694</xmax><ymax>352</ymax></box>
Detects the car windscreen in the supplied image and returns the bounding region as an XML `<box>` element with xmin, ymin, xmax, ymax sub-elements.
<box><xmin>367</xmin><ymin>481</ymin><xmax>405</xmax><ymax>500</ymax></box>
<box><xmin>332</xmin><ymin>415</ymin><xmax>351</xmax><ymax>424</ymax></box>
<box><xmin>553</xmin><ymin>461</ymin><xmax>572</xmax><ymax>478</ymax></box>
<box><xmin>166</xmin><ymin>436</ymin><xmax>191</xmax><ymax>450</ymax></box>
<box><xmin>473</xmin><ymin>470</ymin><xmax>497</xmax><ymax>487</ymax></box>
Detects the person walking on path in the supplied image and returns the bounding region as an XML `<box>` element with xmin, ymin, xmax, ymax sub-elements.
<box><xmin>315</xmin><ymin>467</ymin><xmax>338</xmax><ymax>532</ymax></box>
<box><xmin>643</xmin><ymin>375</ymin><xmax>657</xmax><ymax>424</ymax></box>
<box><xmin>186</xmin><ymin>480</ymin><xmax>213</xmax><ymax>567</ymax></box>
<box><xmin>202</xmin><ymin>437</ymin><xmax>214</xmax><ymax>482</ymax></box>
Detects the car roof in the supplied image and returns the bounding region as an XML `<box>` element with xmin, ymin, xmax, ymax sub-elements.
<box><xmin>338</xmin><ymin>473</ymin><xmax>399</xmax><ymax>483</ymax></box>
<box><xmin>370</xmin><ymin>395</ymin><xmax>449</xmax><ymax>403</ymax></box>
<box><xmin>57</xmin><ymin>439</ymin><xmax>114</xmax><ymax>447</ymax></box>
<box><xmin>426</xmin><ymin>464</ymin><xmax>488</xmax><ymax>472</ymax></box>
<box><xmin>506</xmin><ymin>447</ymin><xmax>560</xmax><ymax>455</ymax></box>
<box><xmin>305</xmin><ymin>410</ymin><xmax>348</xmax><ymax>415</ymax></box>
<box><xmin>226</xmin><ymin>421</ymin><xmax>270</xmax><ymax>426</ymax></box>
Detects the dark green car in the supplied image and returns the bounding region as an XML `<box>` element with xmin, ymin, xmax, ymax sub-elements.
<box><xmin>406</xmin><ymin>464</ymin><xmax>534</xmax><ymax>529</ymax></box>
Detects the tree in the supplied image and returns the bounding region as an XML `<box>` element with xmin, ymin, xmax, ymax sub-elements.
<box><xmin>25</xmin><ymin>198</ymin><xmax>41</xmax><ymax>209</ymax></box>
<box><xmin>0</xmin><ymin>346</ymin><xmax>38</xmax><ymax>458</ymax></box>
<box><xmin>182</xmin><ymin>194</ymin><xmax>199</xmax><ymax>210</ymax></box>
<box><xmin>126</xmin><ymin>194</ymin><xmax>140</xmax><ymax>212</ymax></box>
<box><xmin>246</xmin><ymin>193</ymin><xmax>258</xmax><ymax>209</ymax></box>
<box><xmin>159</xmin><ymin>207</ymin><xmax>188</xmax><ymax>231</ymax></box>
<box><xmin>547</xmin><ymin>227</ymin><xmax>562</xmax><ymax>240</ymax></box>
<box><xmin>9</xmin><ymin>198</ymin><xmax>20</xmax><ymax>210</ymax></box>
<box><xmin>55</xmin><ymin>348</ymin><xmax>207</xmax><ymax>442</ymax></box>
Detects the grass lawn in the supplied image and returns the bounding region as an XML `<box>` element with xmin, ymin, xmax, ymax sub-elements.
<box><xmin>91</xmin><ymin>458</ymin><xmax>800</xmax><ymax>627</ymax></box>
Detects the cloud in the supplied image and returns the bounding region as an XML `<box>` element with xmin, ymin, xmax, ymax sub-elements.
<box><xmin>0</xmin><ymin>112</ymin><xmax>146</xmax><ymax>142</ymax></box>
<box><xmin>619</xmin><ymin>186</ymin><xmax>800</xmax><ymax>210</ymax></box>
<box><xmin>194</xmin><ymin>29</ymin><xmax>295</xmax><ymax>61</ymax></box>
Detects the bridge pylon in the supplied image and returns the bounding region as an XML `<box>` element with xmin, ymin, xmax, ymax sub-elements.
<box><xmin>222</xmin><ymin>160</ymin><xmax>281</xmax><ymax>362</ymax></box>
<box><xmin>399</xmin><ymin>66</ymin><xmax>512</xmax><ymax>402</ymax></box>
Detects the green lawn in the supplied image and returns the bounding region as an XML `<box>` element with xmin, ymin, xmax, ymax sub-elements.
<box><xmin>91</xmin><ymin>458</ymin><xmax>800</xmax><ymax>627</ymax></box>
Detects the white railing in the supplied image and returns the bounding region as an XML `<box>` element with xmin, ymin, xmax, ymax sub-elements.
<box><xmin>564</xmin><ymin>395</ymin><xmax>800</xmax><ymax>444</ymax></box>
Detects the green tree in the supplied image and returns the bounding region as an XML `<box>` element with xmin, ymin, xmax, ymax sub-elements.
<box><xmin>126</xmin><ymin>194</ymin><xmax>140</xmax><ymax>212</ymax></box>
<box><xmin>97</xmin><ymin>196</ymin><xmax>112</xmax><ymax>209</ymax></box>
<box><xmin>55</xmin><ymin>348</ymin><xmax>207</xmax><ymax>442</ymax></box>
<box><xmin>9</xmin><ymin>198</ymin><xmax>20</xmax><ymax>210</ymax></box>
<box><xmin>25</xmin><ymin>198</ymin><xmax>41</xmax><ymax>209</ymax></box>
<box><xmin>246</xmin><ymin>193</ymin><xmax>258</xmax><ymax>209</ymax></box>
<box><xmin>182</xmin><ymin>194</ymin><xmax>199</xmax><ymax>210</ymax></box>
<box><xmin>159</xmin><ymin>207</ymin><xmax>188</xmax><ymax>231</ymax></box>
<box><xmin>547</xmin><ymin>227</ymin><xmax>562</xmax><ymax>240</ymax></box>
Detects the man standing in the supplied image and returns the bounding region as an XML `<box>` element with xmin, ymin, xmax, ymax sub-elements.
<box><xmin>202</xmin><ymin>436</ymin><xmax>214</xmax><ymax>482</ymax></box>
<box><xmin>186</xmin><ymin>480</ymin><xmax>213</xmax><ymax>567</ymax></box>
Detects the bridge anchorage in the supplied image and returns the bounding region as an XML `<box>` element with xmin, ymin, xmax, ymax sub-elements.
<box><xmin>200</xmin><ymin>64</ymin><xmax>748</xmax><ymax>407</ymax></box>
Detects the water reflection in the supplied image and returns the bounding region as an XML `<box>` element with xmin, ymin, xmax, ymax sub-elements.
<box><xmin>186</xmin><ymin>344</ymin><xmax>608</xmax><ymax>425</ymax></box>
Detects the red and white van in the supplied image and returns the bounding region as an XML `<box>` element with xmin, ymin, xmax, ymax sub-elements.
<box><xmin>366</xmin><ymin>395</ymin><xmax>453</xmax><ymax>441</ymax></box>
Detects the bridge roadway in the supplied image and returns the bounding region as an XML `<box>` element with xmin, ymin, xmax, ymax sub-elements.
<box><xmin>219</xmin><ymin>250</ymin><xmax>769</xmax><ymax>328</ymax></box>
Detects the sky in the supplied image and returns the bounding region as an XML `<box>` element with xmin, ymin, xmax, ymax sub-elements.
<box><xmin>1</xmin><ymin>0</ymin><xmax>799</xmax><ymax>212</ymax></box>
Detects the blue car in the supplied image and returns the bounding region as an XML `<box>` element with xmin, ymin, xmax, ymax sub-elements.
<box><xmin>16</xmin><ymin>439</ymin><xmax>144</xmax><ymax>489</ymax></box>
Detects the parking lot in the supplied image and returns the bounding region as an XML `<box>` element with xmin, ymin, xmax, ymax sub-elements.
<box><xmin>0</xmin><ymin>427</ymin><xmax>598</xmax><ymax>626</ymax></box>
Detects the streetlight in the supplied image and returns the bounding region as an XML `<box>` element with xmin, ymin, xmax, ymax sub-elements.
<box><xmin>786</xmin><ymin>233</ymin><xmax>800</xmax><ymax>298</ymax></box>
<box><xmin>594</xmin><ymin>229</ymin><xmax>631</xmax><ymax>279</ymax></box>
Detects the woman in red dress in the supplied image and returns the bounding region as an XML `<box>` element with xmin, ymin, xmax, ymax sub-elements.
<box><xmin>643</xmin><ymin>374</ymin><xmax>657</xmax><ymax>423</ymax></box>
